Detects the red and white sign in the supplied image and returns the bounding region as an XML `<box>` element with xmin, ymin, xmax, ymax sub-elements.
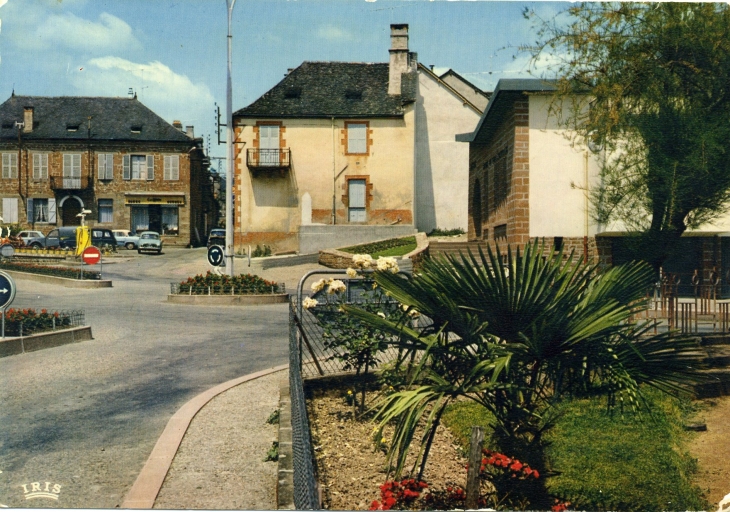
<box><xmin>82</xmin><ymin>246</ymin><xmax>102</xmax><ymax>265</ymax></box>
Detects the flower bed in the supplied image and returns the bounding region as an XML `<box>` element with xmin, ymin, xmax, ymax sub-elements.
<box><xmin>340</xmin><ymin>237</ymin><xmax>417</xmax><ymax>258</ymax></box>
<box><xmin>2</xmin><ymin>308</ymin><xmax>73</xmax><ymax>337</ymax></box>
<box><xmin>0</xmin><ymin>261</ymin><xmax>100</xmax><ymax>280</ymax></box>
<box><xmin>173</xmin><ymin>271</ymin><xmax>283</xmax><ymax>295</ymax></box>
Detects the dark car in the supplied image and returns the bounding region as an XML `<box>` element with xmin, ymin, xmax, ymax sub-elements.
<box><xmin>207</xmin><ymin>228</ymin><xmax>225</xmax><ymax>248</ymax></box>
<box><xmin>30</xmin><ymin>227</ymin><xmax>117</xmax><ymax>251</ymax></box>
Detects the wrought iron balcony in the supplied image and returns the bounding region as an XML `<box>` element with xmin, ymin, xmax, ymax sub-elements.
<box><xmin>246</xmin><ymin>148</ymin><xmax>291</xmax><ymax>171</ymax></box>
<box><xmin>50</xmin><ymin>176</ymin><xmax>90</xmax><ymax>190</ymax></box>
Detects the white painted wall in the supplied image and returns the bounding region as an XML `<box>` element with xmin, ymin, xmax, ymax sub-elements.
<box><xmin>415</xmin><ymin>71</ymin><xmax>481</xmax><ymax>233</ymax></box>
<box><xmin>528</xmin><ymin>95</ymin><xmax>603</xmax><ymax>238</ymax></box>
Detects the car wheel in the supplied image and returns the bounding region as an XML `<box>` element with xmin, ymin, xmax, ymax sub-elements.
<box><xmin>125</xmin><ymin>242</ymin><xmax>135</xmax><ymax>250</ymax></box>
<box><xmin>30</xmin><ymin>242</ymin><xmax>42</xmax><ymax>249</ymax></box>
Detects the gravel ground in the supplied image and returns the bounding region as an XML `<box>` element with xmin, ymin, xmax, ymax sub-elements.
<box><xmin>153</xmin><ymin>370</ymin><xmax>287</xmax><ymax>510</ymax></box>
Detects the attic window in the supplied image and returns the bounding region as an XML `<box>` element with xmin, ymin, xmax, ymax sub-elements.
<box><xmin>66</xmin><ymin>124</ymin><xmax>80</xmax><ymax>132</ymax></box>
<box><xmin>284</xmin><ymin>88</ymin><xmax>302</xmax><ymax>99</ymax></box>
<box><xmin>131</xmin><ymin>126</ymin><xmax>142</xmax><ymax>133</ymax></box>
<box><xmin>345</xmin><ymin>90</ymin><xmax>363</xmax><ymax>100</ymax></box>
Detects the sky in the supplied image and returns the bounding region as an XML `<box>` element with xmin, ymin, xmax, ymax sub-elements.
<box><xmin>0</xmin><ymin>0</ymin><xmax>565</xmax><ymax>167</ymax></box>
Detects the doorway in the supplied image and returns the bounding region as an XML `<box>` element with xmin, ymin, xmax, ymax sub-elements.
<box><xmin>61</xmin><ymin>197</ymin><xmax>82</xmax><ymax>226</ymax></box>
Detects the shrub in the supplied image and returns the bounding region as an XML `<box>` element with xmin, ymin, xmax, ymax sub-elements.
<box><xmin>340</xmin><ymin>237</ymin><xmax>417</xmax><ymax>258</ymax></box>
<box><xmin>177</xmin><ymin>271</ymin><xmax>282</xmax><ymax>295</ymax></box>
<box><xmin>0</xmin><ymin>261</ymin><xmax>100</xmax><ymax>280</ymax></box>
<box><xmin>2</xmin><ymin>308</ymin><xmax>72</xmax><ymax>336</ymax></box>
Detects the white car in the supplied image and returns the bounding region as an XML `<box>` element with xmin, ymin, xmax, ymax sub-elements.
<box><xmin>17</xmin><ymin>230</ymin><xmax>45</xmax><ymax>247</ymax></box>
<box><xmin>112</xmin><ymin>229</ymin><xmax>140</xmax><ymax>250</ymax></box>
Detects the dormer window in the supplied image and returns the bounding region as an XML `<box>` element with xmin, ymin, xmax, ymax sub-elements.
<box><xmin>345</xmin><ymin>90</ymin><xmax>363</xmax><ymax>100</ymax></box>
<box><xmin>131</xmin><ymin>126</ymin><xmax>142</xmax><ymax>134</ymax></box>
<box><xmin>66</xmin><ymin>124</ymin><xmax>80</xmax><ymax>132</ymax></box>
<box><xmin>284</xmin><ymin>88</ymin><xmax>302</xmax><ymax>99</ymax></box>
<box><xmin>1</xmin><ymin>122</ymin><xmax>13</xmax><ymax>129</ymax></box>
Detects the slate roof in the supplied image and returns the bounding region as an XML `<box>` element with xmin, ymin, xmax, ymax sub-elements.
<box><xmin>235</xmin><ymin>62</ymin><xmax>416</xmax><ymax>119</ymax></box>
<box><xmin>0</xmin><ymin>95</ymin><xmax>192</xmax><ymax>143</ymax></box>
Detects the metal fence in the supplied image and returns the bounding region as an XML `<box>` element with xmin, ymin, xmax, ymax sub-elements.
<box><xmin>168</xmin><ymin>283</ymin><xmax>285</xmax><ymax>295</ymax></box>
<box><xmin>3</xmin><ymin>309</ymin><xmax>84</xmax><ymax>337</ymax></box>
<box><xmin>288</xmin><ymin>299</ymin><xmax>321</xmax><ymax>510</ymax></box>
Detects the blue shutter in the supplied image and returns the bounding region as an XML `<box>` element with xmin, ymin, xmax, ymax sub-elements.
<box><xmin>123</xmin><ymin>155</ymin><xmax>130</xmax><ymax>180</ymax></box>
<box><xmin>26</xmin><ymin>198</ymin><xmax>33</xmax><ymax>223</ymax></box>
<box><xmin>48</xmin><ymin>198</ymin><xmax>57</xmax><ymax>224</ymax></box>
<box><xmin>147</xmin><ymin>155</ymin><xmax>154</xmax><ymax>180</ymax></box>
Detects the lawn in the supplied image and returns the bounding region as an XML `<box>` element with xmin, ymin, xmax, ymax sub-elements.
<box><xmin>339</xmin><ymin>236</ymin><xmax>417</xmax><ymax>258</ymax></box>
<box><xmin>441</xmin><ymin>390</ymin><xmax>708</xmax><ymax>511</ymax></box>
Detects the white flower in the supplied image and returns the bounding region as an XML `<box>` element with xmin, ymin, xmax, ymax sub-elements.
<box><xmin>302</xmin><ymin>297</ymin><xmax>318</xmax><ymax>309</ymax></box>
<box><xmin>376</xmin><ymin>256</ymin><xmax>399</xmax><ymax>273</ymax></box>
<box><xmin>346</xmin><ymin>267</ymin><xmax>358</xmax><ymax>278</ymax></box>
<box><xmin>327</xmin><ymin>279</ymin><xmax>347</xmax><ymax>295</ymax></box>
<box><xmin>311</xmin><ymin>278</ymin><xmax>327</xmax><ymax>293</ymax></box>
<box><xmin>352</xmin><ymin>254</ymin><xmax>374</xmax><ymax>269</ymax></box>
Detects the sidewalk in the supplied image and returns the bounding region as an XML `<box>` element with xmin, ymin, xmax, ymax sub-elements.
<box><xmin>122</xmin><ymin>366</ymin><xmax>288</xmax><ymax>510</ymax></box>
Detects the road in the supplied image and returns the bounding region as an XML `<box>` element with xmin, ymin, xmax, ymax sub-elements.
<box><xmin>0</xmin><ymin>248</ymin><xmax>292</xmax><ymax>508</ymax></box>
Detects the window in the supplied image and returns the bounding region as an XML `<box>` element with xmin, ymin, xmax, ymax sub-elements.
<box><xmin>63</xmin><ymin>154</ymin><xmax>82</xmax><ymax>188</ymax></box>
<box><xmin>98</xmin><ymin>154</ymin><xmax>114</xmax><ymax>180</ymax></box>
<box><xmin>98</xmin><ymin>199</ymin><xmax>113</xmax><ymax>223</ymax></box>
<box><xmin>2</xmin><ymin>153</ymin><xmax>18</xmax><ymax>179</ymax></box>
<box><xmin>32</xmin><ymin>153</ymin><xmax>48</xmax><ymax>180</ymax></box>
<box><xmin>2</xmin><ymin>198</ymin><xmax>18</xmax><ymax>223</ymax></box>
<box><xmin>131</xmin><ymin>206</ymin><xmax>150</xmax><ymax>232</ymax></box>
<box><xmin>348</xmin><ymin>179</ymin><xmax>367</xmax><ymax>222</ymax></box>
<box><xmin>346</xmin><ymin>122</ymin><xmax>368</xmax><ymax>155</ymax></box>
<box><xmin>162</xmin><ymin>206</ymin><xmax>179</xmax><ymax>235</ymax></box>
<box><xmin>164</xmin><ymin>155</ymin><xmax>179</xmax><ymax>180</ymax></box>
<box><xmin>123</xmin><ymin>155</ymin><xmax>154</xmax><ymax>180</ymax></box>
<box><xmin>494</xmin><ymin>224</ymin><xmax>507</xmax><ymax>240</ymax></box>
<box><xmin>26</xmin><ymin>198</ymin><xmax>56</xmax><ymax>224</ymax></box>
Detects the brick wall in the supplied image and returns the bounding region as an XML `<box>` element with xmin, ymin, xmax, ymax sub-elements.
<box><xmin>467</xmin><ymin>95</ymin><xmax>530</xmax><ymax>246</ymax></box>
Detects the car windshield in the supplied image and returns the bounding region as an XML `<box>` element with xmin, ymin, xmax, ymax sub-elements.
<box><xmin>210</xmin><ymin>230</ymin><xmax>225</xmax><ymax>236</ymax></box>
<box><xmin>141</xmin><ymin>233</ymin><xmax>159</xmax><ymax>240</ymax></box>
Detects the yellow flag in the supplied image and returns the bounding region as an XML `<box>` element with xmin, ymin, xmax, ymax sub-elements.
<box><xmin>75</xmin><ymin>226</ymin><xmax>91</xmax><ymax>256</ymax></box>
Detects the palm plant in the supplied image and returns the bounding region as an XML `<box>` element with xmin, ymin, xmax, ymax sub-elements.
<box><xmin>344</xmin><ymin>240</ymin><xmax>705</xmax><ymax>508</ymax></box>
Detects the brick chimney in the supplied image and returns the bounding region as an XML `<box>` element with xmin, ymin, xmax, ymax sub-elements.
<box><xmin>23</xmin><ymin>107</ymin><xmax>33</xmax><ymax>133</ymax></box>
<box><xmin>172</xmin><ymin>120</ymin><xmax>183</xmax><ymax>131</ymax></box>
<box><xmin>388</xmin><ymin>24</ymin><xmax>411</xmax><ymax>96</ymax></box>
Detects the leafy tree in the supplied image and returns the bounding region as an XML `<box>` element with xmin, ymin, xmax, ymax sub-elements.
<box><xmin>525</xmin><ymin>3</ymin><xmax>730</xmax><ymax>269</ymax></box>
<box><xmin>345</xmin><ymin>242</ymin><xmax>706</xmax><ymax>508</ymax></box>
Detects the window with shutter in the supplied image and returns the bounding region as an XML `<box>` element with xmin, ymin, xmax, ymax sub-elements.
<box><xmin>2</xmin><ymin>153</ymin><xmax>18</xmax><ymax>179</ymax></box>
<box><xmin>346</xmin><ymin>122</ymin><xmax>368</xmax><ymax>155</ymax></box>
<box><xmin>33</xmin><ymin>154</ymin><xmax>48</xmax><ymax>180</ymax></box>
<box><xmin>98</xmin><ymin>154</ymin><xmax>113</xmax><ymax>180</ymax></box>
<box><xmin>123</xmin><ymin>155</ymin><xmax>131</xmax><ymax>180</ymax></box>
<box><xmin>164</xmin><ymin>155</ymin><xmax>180</xmax><ymax>180</ymax></box>
<box><xmin>147</xmin><ymin>155</ymin><xmax>154</xmax><ymax>180</ymax></box>
<box><xmin>63</xmin><ymin>154</ymin><xmax>81</xmax><ymax>188</ymax></box>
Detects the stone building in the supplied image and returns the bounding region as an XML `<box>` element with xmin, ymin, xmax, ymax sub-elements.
<box><xmin>0</xmin><ymin>94</ymin><xmax>217</xmax><ymax>246</ymax></box>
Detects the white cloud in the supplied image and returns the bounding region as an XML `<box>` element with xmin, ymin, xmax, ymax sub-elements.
<box><xmin>317</xmin><ymin>24</ymin><xmax>355</xmax><ymax>42</ymax></box>
<box><xmin>70</xmin><ymin>57</ymin><xmax>214</xmax><ymax>128</ymax></box>
<box><xmin>14</xmin><ymin>11</ymin><xmax>141</xmax><ymax>52</ymax></box>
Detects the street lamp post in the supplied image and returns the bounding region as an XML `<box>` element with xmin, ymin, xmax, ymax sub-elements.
<box><xmin>225</xmin><ymin>0</ymin><xmax>237</xmax><ymax>276</ymax></box>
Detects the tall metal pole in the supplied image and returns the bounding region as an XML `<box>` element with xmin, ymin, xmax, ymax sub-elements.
<box><xmin>225</xmin><ymin>0</ymin><xmax>236</xmax><ymax>276</ymax></box>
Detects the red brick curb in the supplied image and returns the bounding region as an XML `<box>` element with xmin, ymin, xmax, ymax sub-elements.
<box><xmin>121</xmin><ymin>364</ymin><xmax>289</xmax><ymax>509</ymax></box>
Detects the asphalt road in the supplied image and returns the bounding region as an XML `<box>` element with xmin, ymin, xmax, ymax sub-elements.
<box><xmin>0</xmin><ymin>248</ymin><xmax>291</xmax><ymax>508</ymax></box>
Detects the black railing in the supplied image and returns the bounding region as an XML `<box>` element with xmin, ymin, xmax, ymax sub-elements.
<box><xmin>50</xmin><ymin>176</ymin><xmax>90</xmax><ymax>190</ymax></box>
<box><xmin>246</xmin><ymin>148</ymin><xmax>291</xmax><ymax>170</ymax></box>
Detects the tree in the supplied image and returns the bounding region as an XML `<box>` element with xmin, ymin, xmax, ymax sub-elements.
<box><xmin>525</xmin><ymin>3</ymin><xmax>730</xmax><ymax>269</ymax></box>
<box><xmin>345</xmin><ymin>242</ymin><xmax>705</xmax><ymax>508</ymax></box>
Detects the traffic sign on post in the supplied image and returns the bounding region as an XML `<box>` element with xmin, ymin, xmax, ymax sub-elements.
<box><xmin>82</xmin><ymin>246</ymin><xmax>102</xmax><ymax>265</ymax></box>
<box><xmin>207</xmin><ymin>245</ymin><xmax>224</xmax><ymax>267</ymax></box>
<box><xmin>0</xmin><ymin>271</ymin><xmax>16</xmax><ymax>310</ymax></box>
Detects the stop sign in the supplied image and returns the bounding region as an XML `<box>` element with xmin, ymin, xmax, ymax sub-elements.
<box><xmin>82</xmin><ymin>246</ymin><xmax>102</xmax><ymax>265</ymax></box>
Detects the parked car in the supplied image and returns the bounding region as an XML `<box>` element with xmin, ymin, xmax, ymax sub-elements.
<box><xmin>17</xmin><ymin>230</ymin><xmax>45</xmax><ymax>247</ymax></box>
<box><xmin>90</xmin><ymin>228</ymin><xmax>117</xmax><ymax>252</ymax></box>
<box><xmin>29</xmin><ymin>227</ymin><xmax>117</xmax><ymax>251</ymax></box>
<box><xmin>137</xmin><ymin>231</ymin><xmax>163</xmax><ymax>254</ymax></box>
<box><xmin>112</xmin><ymin>229</ymin><xmax>140</xmax><ymax>250</ymax></box>
<box><xmin>30</xmin><ymin>227</ymin><xmax>77</xmax><ymax>249</ymax></box>
<box><xmin>207</xmin><ymin>228</ymin><xmax>225</xmax><ymax>248</ymax></box>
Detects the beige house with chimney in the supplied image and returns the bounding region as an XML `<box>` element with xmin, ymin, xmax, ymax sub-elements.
<box><xmin>233</xmin><ymin>24</ymin><xmax>485</xmax><ymax>254</ymax></box>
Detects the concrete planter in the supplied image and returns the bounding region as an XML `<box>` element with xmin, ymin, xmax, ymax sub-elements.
<box><xmin>3</xmin><ymin>270</ymin><xmax>112</xmax><ymax>288</ymax></box>
<box><xmin>0</xmin><ymin>325</ymin><xmax>93</xmax><ymax>358</ymax></box>
<box><xmin>166</xmin><ymin>293</ymin><xmax>290</xmax><ymax>306</ymax></box>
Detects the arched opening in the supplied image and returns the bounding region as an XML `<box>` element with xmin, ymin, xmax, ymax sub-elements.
<box><xmin>472</xmin><ymin>179</ymin><xmax>482</xmax><ymax>239</ymax></box>
<box><xmin>60</xmin><ymin>196</ymin><xmax>82</xmax><ymax>226</ymax></box>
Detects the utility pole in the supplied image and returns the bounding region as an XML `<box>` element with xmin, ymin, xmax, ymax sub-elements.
<box><xmin>225</xmin><ymin>0</ymin><xmax>237</xmax><ymax>276</ymax></box>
